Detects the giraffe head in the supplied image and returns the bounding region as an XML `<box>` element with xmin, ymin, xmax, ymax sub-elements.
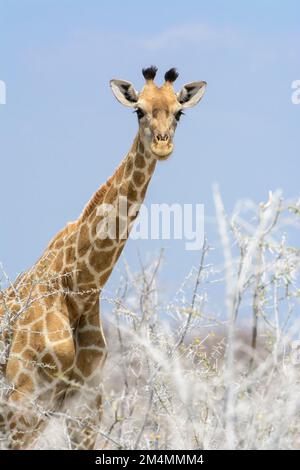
<box><xmin>110</xmin><ymin>66</ymin><xmax>207</xmax><ymax>160</ymax></box>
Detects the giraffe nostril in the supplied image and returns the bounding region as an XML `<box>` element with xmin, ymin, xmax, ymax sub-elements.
<box><xmin>156</xmin><ymin>133</ymin><xmax>169</xmax><ymax>142</ymax></box>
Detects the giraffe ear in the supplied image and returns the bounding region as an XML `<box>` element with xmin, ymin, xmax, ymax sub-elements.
<box><xmin>177</xmin><ymin>81</ymin><xmax>207</xmax><ymax>108</ymax></box>
<box><xmin>110</xmin><ymin>79</ymin><xmax>139</xmax><ymax>108</ymax></box>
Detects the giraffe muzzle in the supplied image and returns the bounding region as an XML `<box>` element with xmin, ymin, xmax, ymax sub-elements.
<box><xmin>151</xmin><ymin>133</ymin><xmax>174</xmax><ymax>160</ymax></box>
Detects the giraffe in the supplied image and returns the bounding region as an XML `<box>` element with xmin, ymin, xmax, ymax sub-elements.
<box><xmin>0</xmin><ymin>66</ymin><xmax>206</xmax><ymax>449</ymax></box>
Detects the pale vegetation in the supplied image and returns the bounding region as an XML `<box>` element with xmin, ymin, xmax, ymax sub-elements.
<box><xmin>1</xmin><ymin>188</ymin><xmax>300</xmax><ymax>449</ymax></box>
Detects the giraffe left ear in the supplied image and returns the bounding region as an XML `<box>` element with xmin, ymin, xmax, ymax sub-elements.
<box><xmin>177</xmin><ymin>81</ymin><xmax>207</xmax><ymax>108</ymax></box>
<box><xmin>110</xmin><ymin>79</ymin><xmax>139</xmax><ymax>108</ymax></box>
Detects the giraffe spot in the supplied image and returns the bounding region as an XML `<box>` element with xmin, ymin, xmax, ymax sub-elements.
<box><xmin>65</xmin><ymin>245</ymin><xmax>75</xmax><ymax>265</ymax></box>
<box><xmin>53</xmin><ymin>238</ymin><xmax>64</xmax><ymax>249</ymax></box>
<box><xmin>127</xmin><ymin>183</ymin><xmax>138</xmax><ymax>201</ymax></box>
<box><xmin>76</xmin><ymin>348</ymin><xmax>103</xmax><ymax>378</ymax></box>
<box><xmin>136</xmin><ymin>153</ymin><xmax>146</xmax><ymax>169</ymax></box>
<box><xmin>139</xmin><ymin>141</ymin><xmax>145</xmax><ymax>154</ymax></box>
<box><xmin>26</xmin><ymin>319</ymin><xmax>47</xmax><ymax>352</ymax></box>
<box><xmin>125</xmin><ymin>159</ymin><xmax>134</xmax><ymax>177</ymax></box>
<box><xmin>28</xmin><ymin>321</ymin><xmax>46</xmax><ymax>352</ymax></box>
<box><xmin>95</xmin><ymin>236</ymin><xmax>115</xmax><ymax>250</ymax></box>
<box><xmin>11</xmin><ymin>330</ymin><xmax>29</xmax><ymax>354</ymax></box>
<box><xmin>6</xmin><ymin>358</ymin><xmax>20</xmax><ymax>381</ymax></box>
<box><xmin>46</xmin><ymin>312</ymin><xmax>70</xmax><ymax>342</ymax></box>
<box><xmin>77</xmin><ymin>261</ymin><xmax>95</xmax><ymax>284</ymax></box>
<box><xmin>32</xmin><ymin>332</ymin><xmax>46</xmax><ymax>353</ymax></box>
<box><xmin>44</xmin><ymin>296</ymin><xmax>54</xmax><ymax>308</ymax></box>
<box><xmin>18</xmin><ymin>373</ymin><xmax>35</xmax><ymax>394</ymax></box>
<box><xmin>133</xmin><ymin>171</ymin><xmax>146</xmax><ymax>187</ymax></box>
<box><xmin>89</xmin><ymin>248</ymin><xmax>115</xmax><ymax>272</ymax></box>
<box><xmin>78</xmin><ymin>223</ymin><xmax>90</xmax><ymax>257</ymax></box>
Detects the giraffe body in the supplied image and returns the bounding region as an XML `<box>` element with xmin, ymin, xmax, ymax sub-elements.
<box><xmin>0</xmin><ymin>67</ymin><xmax>206</xmax><ymax>449</ymax></box>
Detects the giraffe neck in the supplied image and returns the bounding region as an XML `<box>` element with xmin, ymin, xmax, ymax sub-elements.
<box><xmin>72</xmin><ymin>133</ymin><xmax>157</xmax><ymax>292</ymax></box>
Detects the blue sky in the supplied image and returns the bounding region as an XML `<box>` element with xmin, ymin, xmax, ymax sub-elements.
<box><xmin>0</xmin><ymin>0</ymin><xmax>299</xmax><ymax>300</ymax></box>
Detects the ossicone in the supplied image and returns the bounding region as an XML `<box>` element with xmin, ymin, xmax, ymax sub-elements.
<box><xmin>164</xmin><ymin>68</ymin><xmax>179</xmax><ymax>83</ymax></box>
<box><xmin>142</xmin><ymin>66</ymin><xmax>158</xmax><ymax>81</ymax></box>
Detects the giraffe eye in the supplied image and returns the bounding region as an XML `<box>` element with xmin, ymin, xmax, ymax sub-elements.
<box><xmin>175</xmin><ymin>110</ymin><xmax>184</xmax><ymax>122</ymax></box>
<box><xmin>135</xmin><ymin>108</ymin><xmax>145</xmax><ymax>120</ymax></box>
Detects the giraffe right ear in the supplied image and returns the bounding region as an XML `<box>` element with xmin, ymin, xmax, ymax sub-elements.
<box><xmin>177</xmin><ymin>81</ymin><xmax>207</xmax><ymax>108</ymax></box>
<box><xmin>110</xmin><ymin>80</ymin><xmax>139</xmax><ymax>108</ymax></box>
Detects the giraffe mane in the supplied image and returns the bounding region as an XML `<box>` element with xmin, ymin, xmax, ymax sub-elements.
<box><xmin>79</xmin><ymin>182</ymin><xmax>111</xmax><ymax>221</ymax></box>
